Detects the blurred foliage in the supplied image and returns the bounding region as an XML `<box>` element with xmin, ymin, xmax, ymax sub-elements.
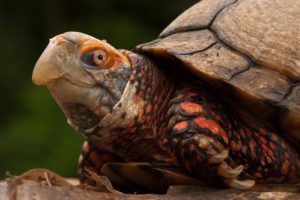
<box><xmin>0</xmin><ymin>0</ymin><xmax>196</xmax><ymax>178</ymax></box>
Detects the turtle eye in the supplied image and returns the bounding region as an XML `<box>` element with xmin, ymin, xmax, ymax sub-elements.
<box><xmin>80</xmin><ymin>49</ymin><xmax>107</xmax><ymax>69</ymax></box>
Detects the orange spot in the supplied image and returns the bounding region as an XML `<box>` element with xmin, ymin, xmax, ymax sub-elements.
<box><xmin>260</xmin><ymin>136</ymin><xmax>267</xmax><ymax>144</ymax></box>
<box><xmin>230</xmin><ymin>141</ymin><xmax>237</xmax><ymax>150</ymax></box>
<box><xmin>266</xmin><ymin>156</ymin><xmax>272</xmax><ymax>164</ymax></box>
<box><xmin>89</xmin><ymin>152</ymin><xmax>102</xmax><ymax>169</ymax></box>
<box><xmin>267</xmin><ymin>150</ymin><xmax>275</xmax><ymax>160</ymax></box>
<box><xmin>264</xmin><ymin>168</ymin><xmax>269</xmax><ymax>173</ymax></box>
<box><xmin>188</xmin><ymin>92</ymin><xmax>198</xmax><ymax>98</ymax></box>
<box><xmin>194</xmin><ymin>117</ymin><xmax>220</xmax><ymax>134</ymax></box>
<box><xmin>270</xmin><ymin>142</ymin><xmax>275</xmax><ymax>150</ymax></box>
<box><xmin>281</xmin><ymin>160</ymin><xmax>290</xmax><ymax>175</ymax></box>
<box><xmin>128</xmin><ymin>119</ymin><xmax>136</xmax><ymax>127</ymax></box>
<box><xmin>162</xmin><ymin>138</ymin><xmax>169</xmax><ymax>145</ymax></box>
<box><xmin>146</xmin><ymin>115</ymin><xmax>152</xmax><ymax>123</ymax></box>
<box><xmin>254</xmin><ymin>172</ymin><xmax>263</xmax><ymax>178</ymax></box>
<box><xmin>173</xmin><ymin>121</ymin><xmax>188</xmax><ymax>131</ymax></box>
<box><xmin>284</xmin><ymin>152</ymin><xmax>289</xmax><ymax>158</ymax></box>
<box><xmin>262</xmin><ymin>144</ymin><xmax>268</xmax><ymax>151</ymax></box>
<box><xmin>138</xmin><ymin>91</ymin><xmax>144</xmax><ymax>98</ymax></box>
<box><xmin>134</xmin><ymin>97</ymin><xmax>139</xmax><ymax>104</ymax></box>
<box><xmin>220</xmin><ymin>130</ymin><xmax>228</xmax><ymax>144</ymax></box>
<box><xmin>259</xmin><ymin>128</ymin><xmax>267</xmax><ymax>135</ymax></box>
<box><xmin>180</xmin><ymin>102</ymin><xmax>203</xmax><ymax>114</ymax></box>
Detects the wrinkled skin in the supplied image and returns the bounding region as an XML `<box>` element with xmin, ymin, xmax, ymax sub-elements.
<box><xmin>33</xmin><ymin>32</ymin><xmax>300</xmax><ymax>192</ymax></box>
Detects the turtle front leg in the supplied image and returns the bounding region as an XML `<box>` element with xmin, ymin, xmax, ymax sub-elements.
<box><xmin>78</xmin><ymin>140</ymin><xmax>123</xmax><ymax>185</ymax></box>
<box><xmin>160</xmin><ymin>89</ymin><xmax>255</xmax><ymax>189</ymax></box>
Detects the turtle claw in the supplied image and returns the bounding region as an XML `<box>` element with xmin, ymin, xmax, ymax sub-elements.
<box><xmin>223</xmin><ymin>165</ymin><xmax>244</xmax><ymax>178</ymax></box>
<box><xmin>208</xmin><ymin>150</ymin><xmax>229</xmax><ymax>164</ymax></box>
<box><xmin>67</xmin><ymin>119</ymin><xmax>79</xmax><ymax>131</ymax></box>
<box><xmin>226</xmin><ymin>178</ymin><xmax>255</xmax><ymax>190</ymax></box>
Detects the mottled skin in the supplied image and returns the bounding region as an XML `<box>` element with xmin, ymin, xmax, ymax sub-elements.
<box><xmin>32</xmin><ymin>32</ymin><xmax>300</xmax><ymax>191</ymax></box>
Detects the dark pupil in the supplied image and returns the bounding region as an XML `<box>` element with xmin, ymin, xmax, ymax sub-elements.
<box><xmin>97</xmin><ymin>54</ymin><xmax>103</xmax><ymax>60</ymax></box>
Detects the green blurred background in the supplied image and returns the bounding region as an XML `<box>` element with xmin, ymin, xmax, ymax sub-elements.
<box><xmin>0</xmin><ymin>0</ymin><xmax>196</xmax><ymax>178</ymax></box>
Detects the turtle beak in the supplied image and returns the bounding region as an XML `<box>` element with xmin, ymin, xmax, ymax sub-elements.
<box><xmin>32</xmin><ymin>35</ymin><xmax>70</xmax><ymax>86</ymax></box>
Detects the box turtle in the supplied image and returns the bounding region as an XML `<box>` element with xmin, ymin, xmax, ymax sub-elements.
<box><xmin>32</xmin><ymin>0</ymin><xmax>300</xmax><ymax>193</ymax></box>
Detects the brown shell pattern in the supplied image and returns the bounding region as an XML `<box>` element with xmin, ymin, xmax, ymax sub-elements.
<box><xmin>136</xmin><ymin>0</ymin><xmax>300</xmax><ymax>142</ymax></box>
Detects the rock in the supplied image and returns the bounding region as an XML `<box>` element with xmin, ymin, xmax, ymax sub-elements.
<box><xmin>0</xmin><ymin>169</ymin><xmax>300</xmax><ymax>200</ymax></box>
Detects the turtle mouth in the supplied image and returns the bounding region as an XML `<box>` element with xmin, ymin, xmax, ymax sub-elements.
<box><xmin>32</xmin><ymin>32</ymin><xmax>97</xmax><ymax>87</ymax></box>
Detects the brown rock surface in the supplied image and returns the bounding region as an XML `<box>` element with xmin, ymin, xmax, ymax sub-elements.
<box><xmin>1</xmin><ymin>169</ymin><xmax>300</xmax><ymax>200</ymax></box>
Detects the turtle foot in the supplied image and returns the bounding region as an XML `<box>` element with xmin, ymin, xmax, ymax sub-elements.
<box><xmin>168</xmin><ymin>134</ymin><xmax>255</xmax><ymax>189</ymax></box>
<box><xmin>225</xmin><ymin>179</ymin><xmax>255</xmax><ymax>190</ymax></box>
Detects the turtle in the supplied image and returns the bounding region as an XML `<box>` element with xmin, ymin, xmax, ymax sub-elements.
<box><xmin>32</xmin><ymin>0</ymin><xmax>300</xmax><ymax>193</ymax></box>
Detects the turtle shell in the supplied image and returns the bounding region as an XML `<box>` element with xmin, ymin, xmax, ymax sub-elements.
<box><xmin>136</xmin><ymin>0</ymin><xmax>300</xmax><ymax>142</ymax></box>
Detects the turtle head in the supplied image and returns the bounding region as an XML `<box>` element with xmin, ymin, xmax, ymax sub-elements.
<box><xmin>32</xmin><ymin>32</ymin><xmax>132</xmax><ymax>131</ymax></box>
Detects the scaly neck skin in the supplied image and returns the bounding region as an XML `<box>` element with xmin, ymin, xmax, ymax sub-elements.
<box><xmin>80</xmin><ymin>53</ymin><xmax>177</xmax><ymax>161</ymax></box>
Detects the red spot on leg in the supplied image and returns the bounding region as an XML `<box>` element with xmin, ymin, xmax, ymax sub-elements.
<box><xmin>180</xmin><ymin>102</ymin><xmax>203</xmax><ymax>114</ymax></box>
<box><xmin>173</xmin><ymin>121</ymin><xmax>188</xmax><ymax>131</ymax></box>
<box><xmin>254</xmin><ymin>172</ymin><xmax>263</xmax><ymax>178</ymax></box>
<box><xmin>270</xmin><ymin>142</ymin><xmax>275</xmax><ymax>150</ymax></box>
<box><xmin>134</xmin><ymin>97</ymin><xmax>139</xmax><ymax>104</ymax></box>
<box><xmin>138</xmin><ymin>91</ymin><xmax>144</xmax><ymax>98</ymax></box>
<box><xmin>194</xmin><ymin>117</ymin><xmax>221</xmax><ymax>135</ymax></box>
<box><xmin>187</xmin><ymin>92</ymin><xmax>198</xmax><ymax>98</ymax></box>
<box><xmin>266</xmin><ymin>156</ymin><xmax>272</xmax><ymax>164</ymax></box>
<box><xmin>284</xmin><ymin>152</ymin><xmax>290</xmax><ymax>159</ymax></box>
<box><xmin>259</xmin><ymin>128</ymin><xmax>267</xmax><ymax>135</ymax></box>
<box><xmin>259</xmin><ymin>136</ymin><xmax>267</xmax><ymax>144</ymax></box>
<box><xmin>220</xmin><ymin>130</ymin><xmax>229</xmax><ymax>144</ymax></box>
<box><xmin>89</xmin><ymin>151</ymin><xmax>102</xmax><ymax>169</ymax></box>
<box><xmin>267</xmin><ymin>149</ymin><xmax>275</xmax><ymax>160</ymax></box>
<box><xmin>281</xmin><ymin>160</ymin><xmax>290</xmax><ymax>175</ymax></box>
